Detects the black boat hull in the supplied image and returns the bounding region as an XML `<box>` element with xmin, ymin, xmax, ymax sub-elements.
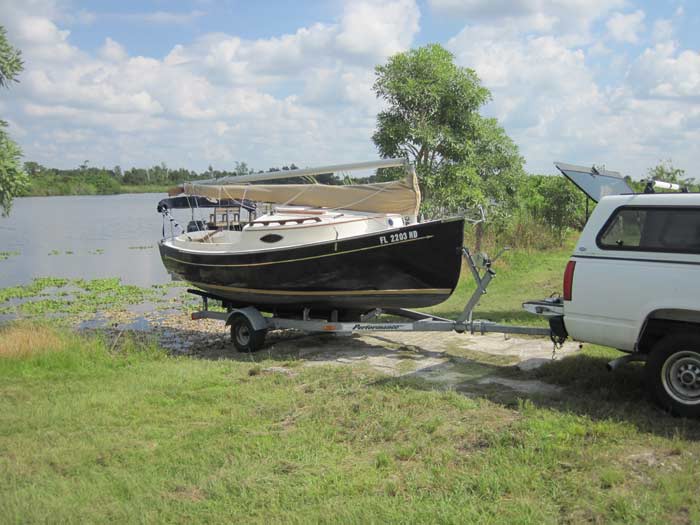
<box><xmin>159</xmin><ymin>218</ymin><xmax>465</xmax><ymax>311</ymax></box>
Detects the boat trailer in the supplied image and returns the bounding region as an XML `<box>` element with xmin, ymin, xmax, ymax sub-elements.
<box><xmin>189</xmin><ymin>247</ymin><xmax>554</xmax><ymax>352</ymax></box>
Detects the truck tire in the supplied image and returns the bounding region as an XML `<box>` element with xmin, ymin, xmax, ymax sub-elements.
<box><xmin>230</xmin><ymin>315</ymin><xmax>266</xmax><ymax>353</ymax></box>
<box><xmin>645</xmin><ymin>333</ymin><xmax>700</xmax><ymax>417</ymax></box>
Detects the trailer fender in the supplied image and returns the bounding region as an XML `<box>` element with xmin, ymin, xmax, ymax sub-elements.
<box><xmin>225</xmin><ymin>307</ymin><xmax>268</xmax><ymax>332</ymax></box>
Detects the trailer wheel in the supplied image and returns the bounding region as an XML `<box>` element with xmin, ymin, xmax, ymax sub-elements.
<box><xmin>645</xmin><ymin>333</ymin><xmax>700</xmax><ymax>417</ymax></box>
<box><xmin>230</xmin><ymin>315</ymin><xmax>266</xmax><ymax>353</ymax></box>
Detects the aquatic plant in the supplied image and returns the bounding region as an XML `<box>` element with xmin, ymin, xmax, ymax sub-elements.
<box><xmin>0</xmin><ymin>276</ymin><xmax>168</xmax><ymax>318</ymax></box>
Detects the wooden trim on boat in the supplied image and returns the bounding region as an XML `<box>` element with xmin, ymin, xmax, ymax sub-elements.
<box><xmin>164</xmin><ymin>234</ymin><xmax>434</xmax><ymax>268</ymax></box>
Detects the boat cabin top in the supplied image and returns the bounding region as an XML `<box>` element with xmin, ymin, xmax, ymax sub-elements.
<box><xmin>166</xmin><ymin>205</ymin><xmax>407</xmax><ymax>254</ymax></box>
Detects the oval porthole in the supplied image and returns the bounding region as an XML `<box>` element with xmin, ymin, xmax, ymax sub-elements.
<box><xmin>387</xmin><ymin>218</ymin><xmax>394</xmax><ymax>226</ymax></box>
<box><xmin>260</xmin><ymin>234</ymin><xmax>283</xmax><ymax>243</ymax></box>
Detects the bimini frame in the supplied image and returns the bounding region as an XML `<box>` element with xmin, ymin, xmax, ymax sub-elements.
<box><xmin>170</xmin><ymin>157</ymin><xmax>421</xmax><ymax>220</ymax></box>
<box><xmin>195</xmin><ymin>158</ymin><xmax>410</xmax><ymax>185</ymax></box>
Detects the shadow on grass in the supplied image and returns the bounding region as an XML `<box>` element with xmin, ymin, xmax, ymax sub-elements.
<box><xmin>378</xmin><ymin>352</ymin><xmax>700</xmax><ymax>439</ymax></box>
<box><xmin>187</xmin><ymin>328</ymin><xmax>700</xmax><ymax>437</ymax></box>
<box><xmin>94</xmin><ymin>324</ymin><xmax>700</xmax><ymax>437</ymax></box>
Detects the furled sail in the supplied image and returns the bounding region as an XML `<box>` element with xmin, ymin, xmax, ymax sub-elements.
<box><xmin>172</xmin><ymin>163</ymin><xmax>421</xmax><ymax>216</ymax></box>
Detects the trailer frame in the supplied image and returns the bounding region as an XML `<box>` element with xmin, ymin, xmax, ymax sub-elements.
<box><xmin>187</xmin><ymin>248</ymin><xmax>556</xmax><ymax>352</ymax></box>
<box><xmin>188</xmin><ymin>247</ymin><xmax>553</xmax><ymax>352</ymax></box>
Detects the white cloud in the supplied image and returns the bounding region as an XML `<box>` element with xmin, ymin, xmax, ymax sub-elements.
<box><xmin>336</xmin><ymin>0</ymin><xmax>420</xmax><ymax>59</ymax></box>
<box><xmin>110</xmin><ymin>10</ymin><xmax>206</xmax><ymax>25</ymax></box>
<box><xmin>430</xmin><ymin>0</ymin><xmax>625</xmax><ymax>43</ymax></box>
<box><xmin>606</xmin><ymin>10</ymin><xmax>646</xmax><ymax>44</ymax></box>
<box><xmin>588</xmin><ymin>40</ymin><xmax>612</xmax><ymax>56</ymax></box>
<box><xmin>10</xmin><ymin>14</ymin><xmax>79</xmax><ymax>61</ymax></box>
<box><xmin>652</xmin><ymin>19</ymin><xmax>674</xmax><ymax>42</ymax></box>
<box><xmin>628</xmin><ymin>42</ymin><xmax>700</xmax><ymax>100</ymax></box>
<box><xmin>430</xmin><ymin>0</ymin><xmax>622</xmax><ymax>19</ymax></box>
<box><xmin>447</xmin><ymin>8</ymin><xmax>700</xmax><ymax>176</ymax></box>
<box><xmin>448</xmin><ymin>29</ymin><xmax>603</xmax><ymax>161</ymax></box>
<box><xmin>2</xmin><ymin>0</ymin><xmax>698</xmax><ymax>179</ymax></box>
<box><xmin>1</xmin><ymin>0</ymin><xmax>421</xmax><ymax>170</ymax></box>
<box><xmin>99</xmin><ymin>37</ymin><xmax>127</xmax><ymax>62</ymax></box>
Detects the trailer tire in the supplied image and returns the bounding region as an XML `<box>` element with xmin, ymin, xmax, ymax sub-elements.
<box><xmin>230</xmin><ymin>314</ymin><xmax>266</xmax><ymax>353</ymax></box>
<box><xmin>645</xmin><ymin>332</ymin><xmax>700</xmax><ymax>418</ymax></box>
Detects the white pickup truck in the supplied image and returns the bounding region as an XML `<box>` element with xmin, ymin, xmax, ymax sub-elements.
<box><xmin>525</xmin><ymin>163</ymin><xmax>700</xmax><ymax>417</ymax></box>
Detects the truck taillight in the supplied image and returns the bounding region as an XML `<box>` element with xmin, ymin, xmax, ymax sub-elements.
<box><xmin>563</xmin><ymin>260</ymin><xmax>576</xmax><ymax>301</ymax></box>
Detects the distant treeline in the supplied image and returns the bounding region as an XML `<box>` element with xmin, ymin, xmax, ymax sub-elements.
<box><xmin>20</xmin><ymin>161</ymin><xmax>343</xmax><ymax>197</ymax></box>
<box><xmin>19</xmin><ymin>159</ymin><xmax>697</xmax><ymax>250</ymax></box>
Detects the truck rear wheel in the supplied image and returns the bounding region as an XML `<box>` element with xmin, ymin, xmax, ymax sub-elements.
<box><xmin>230</xmin><ymin>315</ymin><xmax>266</xmax><ymax>353</ymax></box>
<box><xmin>645</xmin><ymin>333</ymin><xmax>700</xmax><ymax>417</ymax></box>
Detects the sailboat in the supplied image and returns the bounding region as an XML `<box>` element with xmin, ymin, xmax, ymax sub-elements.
<box><xmin>157</xmin><ymin>158</ymin><xmax>464</xmax><ymax>314</ymax></box>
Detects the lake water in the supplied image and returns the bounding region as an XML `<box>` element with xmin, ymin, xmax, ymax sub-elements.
<box><xmin>0</xmin><ymin>193</ymin><xmax>196</xmax><ymax>288</ymax></box>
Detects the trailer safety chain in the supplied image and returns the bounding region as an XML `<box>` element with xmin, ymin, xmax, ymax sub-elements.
<box><xmin>550</xmin><ymin>331</ymin><xmax>566</xmax><ymax>360</ymax></box>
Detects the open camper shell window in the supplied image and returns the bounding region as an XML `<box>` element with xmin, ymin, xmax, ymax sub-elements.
<box><xmin>555</xmin><ymin>162</ymin><xmax>633</xmax><ymax>202</ymax></box>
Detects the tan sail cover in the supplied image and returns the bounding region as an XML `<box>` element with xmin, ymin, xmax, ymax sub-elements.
<box><xmin>181</xmin><ymin>172</ymin><xmax>421</xmax><ymax>216</ymax></box>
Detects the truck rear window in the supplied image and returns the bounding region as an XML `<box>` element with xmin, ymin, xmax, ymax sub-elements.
<box><xmin>597</xmin><ymin>207</ymin><xmax>700</xmax><ymax>253</ymax></box>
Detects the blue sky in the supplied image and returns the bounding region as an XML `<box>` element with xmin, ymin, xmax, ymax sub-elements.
<box><xmin>2</xmin><ymin>0</ymin><xmax>698</xmax><ymax>178</ymax></box>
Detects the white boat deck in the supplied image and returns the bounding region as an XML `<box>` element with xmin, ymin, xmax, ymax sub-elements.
<box><xmin>166</xmin><ymin>206</ymin><xmax>407</xmax><ymax>254</ymax></box>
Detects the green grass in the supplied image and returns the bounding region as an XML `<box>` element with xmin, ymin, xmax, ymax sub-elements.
<box><xmin>428</xmin><ymin>244</ymin><xmax>571</xmax><ymax>325</ymax></box>
<box><xmin>1</xmin><ymin>324</ymin><xmax>699</xmax><ymax>523</ymax></box>
<box><xmin>2</xmin><ymin>245</ymin><xmax>700</xmax><ymax>523</ymax></box>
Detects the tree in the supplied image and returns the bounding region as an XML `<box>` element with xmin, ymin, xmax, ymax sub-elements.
<box><xmin>372</xmin><ymin>44</ymin><xmax>524</xmax><ymax>248</ymax></box>
<box><xmin>647</xmin><ymin>160</ymin><xmax>696</xmax><ymax>190</ymax></box>
<box><xmin>0</xmin><ymin>27</ymin><xmax>22</xmax><ymax>88</ymax></box>
<box><xmin>520</xmin><ymin>174</ymin><xmax>587</xmax><ymax>244</ymax></box>
<box><xmin>24</xmin><ymin>161</ymin><xmax>43</xmax><ymax>177</ymax></box>
<box><xmin>0</xmin><ymin>26</ymin><xmax>28</xmax><ymax>216</ymax></box>
<box><xmin>373</xmin><ymin>44</ymin><xmax>490</xmax><ymax>177</ymax></box>
<box><xmin>123</xmin><ymin>168</ymin><xmax>148</xmax><ymax>185</ymax></box>
<box><xmin>0</xmin><ymin>130</ymin><xmax>27</xmax><ymax>214</ymax></box>
<box><xmin>148</xmin><ymin>162</ymin><xmax>169</xmax><ymax>184</ymax></box>
<box><xmin>234</xmin><ymin>161</ymin><xmax>250</xmax><ymax>176</ymax></box>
